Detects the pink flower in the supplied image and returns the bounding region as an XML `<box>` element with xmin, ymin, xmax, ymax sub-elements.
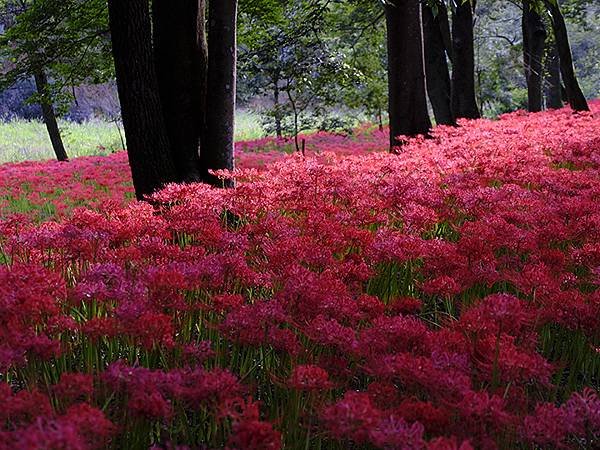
<box><xmin>287</xmin><ymin>365</ymin><xmax>333</xmax><ymax>391</ymax></box>
<box><xmin>368</xmin><ymin>414</ymin><xmax>426</xmax><ymax>449</ymax></box>
<box><xmin>53</xmin><ymin>373</ymin><xmax>94</xmax><ymax>403</ymax></box>
<box><xmin>227</xmin><ymin>419</ymin><xmax>282</xmax><ymax>450</ymax></box>
<box><xmin>128</xmin><ymin>390</ymin><xmax>173</xmax><ymax>419</ymax></box>
<box><xmin>321</xmin><ymin>392</ymin><xmax>381</xmax><ymax>444</ymax></box>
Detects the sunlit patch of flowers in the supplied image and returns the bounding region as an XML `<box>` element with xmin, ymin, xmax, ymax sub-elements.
<box><xmin>0</xmin><ymin>102</ymin><xmax>599</xmax><ymax>448</ymax></box>
<box><xmin>0</xmin><ymin>126</ymin><xmax>387</xmax><ymax>223</ymax></box>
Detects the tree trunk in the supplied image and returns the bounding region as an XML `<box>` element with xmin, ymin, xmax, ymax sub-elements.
<box><xmin>385</xmin><ymin>0</ymin><xmax>431</xmax><ymax>150</ymax></box>
<box><xmin>545</xmin><ymin>39</ymin><xmax>562</xmax><ymax>109</ymax></box>
<box><xmin>438</xmin><ymin>3</ymin><xmax>453</xmax><ymax>64</ymax></box>
<box><xmin>153</xmin><ymin>0</ymin><xmax>208</xmax><ymax>182</ymax></box>
<box><xmin>273</xmin><ymin>71</ymin><xmax>283</xmax><ymax>139</ymax></box>
<box><xmin>285</xmin><ymin>83</ymin><xmax>301</xmax><ymax>153</ymax></box>
<box><xmin>107</xmin><ymin>0</ymin><xmax>177</xmax><ymax>200</ymax></box>
<box><xmin>543</xmin><ymin>0</ymin><xmax>588</xmax><ymax>111</ymax></box>
<box><xmin>203</xmin><ymin>0</ymin><xmax>238</xmax><ymax>187</ymax></box>
<box><xmin>522</xmin><ymin>1</ymin><xmax>546</xmax><ymax>112</ymax></box>
<box><xmin>451</xmin><ymin>0</ymin><xmax>481</xmax><ymax>119</ymax></box>
<box><xmin>422</xmin><ymin>3</ymin><xmax>455</xmax><ymax>126</ymax></box>
<box><xmin>33</xmin><ymin>70</ymin><xmax>68</xmax><ymax>162</ymax></box>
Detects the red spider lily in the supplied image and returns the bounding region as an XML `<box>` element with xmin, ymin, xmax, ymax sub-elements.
<box><xmin>0</xmin><ymin>101</ymin><xmax>599</xmax><ymax>447</ymax></box>
<box><xmin>287</xmin><ymin>365</ymin><xmax>333</xmax><ymax>391</ymax></box>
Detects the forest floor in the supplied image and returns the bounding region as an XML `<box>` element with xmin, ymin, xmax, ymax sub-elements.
<box><xmin>0</xmin><ymin>102</ymin><xmax>599</xmax><ymax>449</ymax></box>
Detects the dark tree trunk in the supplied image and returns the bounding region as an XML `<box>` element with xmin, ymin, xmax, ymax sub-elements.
<box><xmin>107</xmin><ymin>0</ymin><xmax>177</xmax><ymax>200</ymax></box>
<box><xmin>385</xmin><ymin>0</ymin><xmax>431</xmax><ymax>150</ymax></box>
<box><xmin>522</xmin><ymin>1</ymin><xmax>546</xmax><ymax>112</ymax></box>
<box><xmin>438</xmin><ymin>3</ymin><xmax>453</xmax><ymax>64</ymax></box>
<box><xmin>153</xmin><ymin>0</ymin><xmax>208</xmax><ymax>182</ymax></box>
<box><xmin>377</xmin><ymin>105</ymin><xmax>384</xmax><ymax>132</ymax></box>
<box><xmin>545</xmin><ymin>39</ymin><xmax>562</xmax><ymax>109</ymax></box>
<box><xmin>422</xmin><ymin>3</ymin><xmax>455</xmax><ymax>126</ymax></box>
<box><xmin>543</xmin><ymin>0</ymin><xmax>588</xmax><ymax>111</ymax></box>
<box><xmin>451</xmin><ymin>0</ymin><xmax>481</xmax><ymax>119</ymax></box>
<box><xmin>203</xmin><ymin>0</ymin><xmax>238</xmax><ymax>186</ymax></box>
<box><xmin>33</xmin><ymin>70</ymin><xmax>68</xmax><ymax>162</ymax></box>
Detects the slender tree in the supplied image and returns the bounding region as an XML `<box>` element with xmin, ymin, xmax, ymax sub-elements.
<box><xmin>271</xmin><ymin>69</ymin><xmax>283</xmax><ymax>138</ymax></box>
<box><xmin>153</xmin><ymin>0</ymin><xmax>207</xmax><ymax>182</ymax></box>
<box><xmin>384</xmin><ymin>0</ymin><xmax>431</xmax><ymax>150</ymax></box>
<box><xmin>203</xmin><ymin>0</ymin><xmax>238</xmax><ymax>185</ymax></box>
<box><xmin>451</xmin><ymin>0</ymin><xmax>480</xmax><ymax>119</ymax></box>
<box><xmin>33</xmin><ymin>70</ymin><xmax>68</xmax><ymax>161</ymax></box>
<box><xmin>107</xmin><ymin>0</ymin><xmax>177</xmax><ymax>199</ymax></box>
<box><xmin>0</xmin><ymin>0</ymin><xmax>112</xmax><ymax>162</ymax></box>
<box><xmin>543</xmin><ymin>0</ymin><xmax>588</xmax><ymax>111</ymax></box>
<box><xmin>423</xmin><ymin>2</ymin><xmax>455</xmax><ymax>126</ymax></box>
<box><xmin>522</xmin><ymin>0</ymin><xmax>546</xmax><ymax>112</ymax></box>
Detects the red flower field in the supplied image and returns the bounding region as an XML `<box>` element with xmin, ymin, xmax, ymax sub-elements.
<box><xmin>1</xmin><ymin>102</ymin><xmax>599</xmax><ymax>449</ymax></box>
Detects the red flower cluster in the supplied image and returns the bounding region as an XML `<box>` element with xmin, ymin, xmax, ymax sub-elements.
<box><xmin>1</xmin><ymin>102</ymin><xmax>599</xmax><ymax>448</ymax></box>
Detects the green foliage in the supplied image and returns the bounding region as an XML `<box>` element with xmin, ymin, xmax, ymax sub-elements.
<box><xmin>328</xmin><ymin>1</ymin><xmax>388</xmax><ymax>127</ymax></box>
<box><xmin>475</xmin><ymin>1</ymin><xmax>530</xmax><ymax>116</ymax></box>
<box><xmin>0</xmin><ymin>0</ymin><xmax>113</xmax><ymax>112</ymax></box>
<box><xmin>238</xmin><ymin>0</ymin><xmax>387</xmax><ymax>144</ymax></box>
<box><xmin>238</xmin><ymin>0</ymin><xmax>285</xmax><ymax>27</ymax></box>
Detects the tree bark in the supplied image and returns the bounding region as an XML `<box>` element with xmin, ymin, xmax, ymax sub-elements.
<box><xmin>107</xmin><ymin>0</ymin><xmax>177</xmax><ymax>200</ymax></box>
<box><xmin>33</xmin><ymin>70</ymin><xmax>68</xmax><ymax>162</ymax></box>
<box><xmin>203</xmin><ymin>0</ymin><xmax>238</xmax><ymax>187</ymax></box>
<box><xmin>522</xmin><ymin>1</ymin><xmax>546</xmax><ymax>112</ymax></box>
<box><xmin>451</xmin><ymin>0</ymin><xmax>481</xmax><ymax>119</ymax></box>
<box><xmin>153</xmin><ymin>0</ymin><xmax>208</xmax><ymax>182</ymax></box>
<box><xmin>438</xmin><ymin>3</ymin><xmax>453</xmax><ymax>64</ymax></box>
<box><xmin>422</xmin><ymin>3</ymin><xmax>455</xmax><ymax>126</ymax></box>
<box><xmin>545</xmin><ymin>39</ymin><xmax>562</xmax><ymax>109</ymax></box>
<box><xmin>543</xmin><ymin>0</ymin><xmax>588</xmax><ymax>111</ymax></box>
<box><xmin>385</xmin><ymin>0</ymin><xmax>431</xmax><ymax>150</ymax></box>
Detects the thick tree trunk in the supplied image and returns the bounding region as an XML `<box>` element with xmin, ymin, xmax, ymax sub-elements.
<box><xmin>33</xmin><ymin>71</ymin><xmax>68</xmax><ymax>162</ymax></box>
<box><xmin>422</xmin><ymin>3</ymin><xmax>455</xmax><ymax>126</ymax></box>
<box><xmin>107</xmin><ymin>0</ymin><xmax>177</xmax><ymax>200</ymax></box>
<box><xmin>522</xmin><ymin>1</ymin><xmax>546</xmax><ymax>112</ymax></box>
<box><xmin>438</xmin><ymin>3</ymin><xmax>453</xmax><ymax>64</ymax></box>
<box><xmin>153</xmin><ymin>0</ymin><xmax>208</xmax><ymax>182</ymax></box>
<box><xmin>451</xmin><ymin>0</ymin><xmax>481</xmax><ymax>119</ymax></box>
<box><xmin>544</xmin><ymin>0</ymin><xmax>588</xmax><ymax>111</ymax></box>
<box><xmin>203</xmin><ymin>0</ymin><xmax>238</xmax><ymax>187</ymax></box>
<box><xmin>385</xmin><ymin>0</ymin><xmax>431</xmax><ymax>150</ymax></box>
<box><xmin>545</xmin><ymin>39</ymin><xmax>562</xmax><ymax>109</ymax></box>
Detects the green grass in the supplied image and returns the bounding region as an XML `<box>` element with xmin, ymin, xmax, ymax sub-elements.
<box><xmin>235</xmin><ymin>109</ymin><xmax>266</xmax><ymax>142</ymax></box>
<box><xmin>0</xmin><ymin>119</ymin><xmax>122</xmax><ymax>163</ymax></box>
<box><xmin>0</xmin><ymin>110</ymin><xmax>265</xmax><ymax>164</ymax></box>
